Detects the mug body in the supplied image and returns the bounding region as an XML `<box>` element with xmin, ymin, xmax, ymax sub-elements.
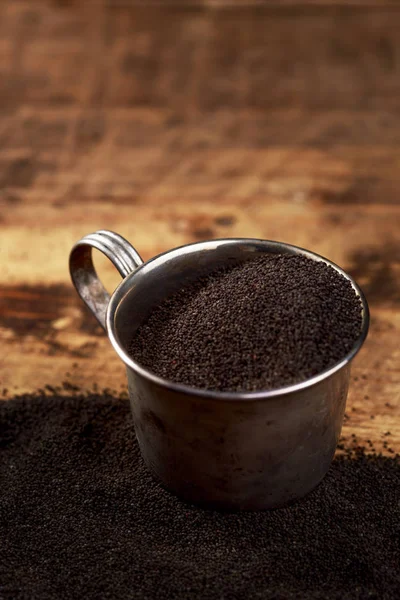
<box><xmin>104</xmin><ymin>239</ymin><xmax>368</xmax><ymax>510</ymax></box>
<box><xmin>126</xmin><ymin>364</ymin><xmax>349</xmax><ymax>510</ymax></box>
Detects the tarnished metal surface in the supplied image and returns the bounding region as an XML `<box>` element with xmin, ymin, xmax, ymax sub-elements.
<box><xmin>70</xmin><ymin>230</ymin><xmax>143</xmax><ymax>330</ymax></box>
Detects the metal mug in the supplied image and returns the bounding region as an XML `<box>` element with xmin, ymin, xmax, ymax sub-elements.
<box><xmin>69</xmin><ymin>230</ymin><xmax>369</xmax><ymax>510</ymax></box>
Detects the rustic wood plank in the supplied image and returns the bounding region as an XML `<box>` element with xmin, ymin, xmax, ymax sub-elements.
<box><xmin>2</xmin><ymin>109</ymin><xmax>400</xmax><ymax>207</ymax></box>
<box><xmin>0</xmin><ymin>1</ymin><xmax>399</xmax><ymax>455</ymax></box>
<box><xmin>1</xmin><ymin>195</ymin><xmax>399</xmax><ymax>454</ymax></box>
<box><xmin>18</xmin><ymin>1</ymin><xmax>400</xmax><ymax>7</ymax></box>
<box><xmin>2</xmin><ymin>3</ymin><xmax>400</xmax><ymax>112</ymax></box>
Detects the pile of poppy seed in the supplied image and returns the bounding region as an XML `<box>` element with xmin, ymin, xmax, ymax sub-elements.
<box><xmin>1</xmin><ymin>392</ymin><xmax>399</xmax><ymax>600</ymax></box>
<box><xmin>129</xmin><ymin>254</ymin><xmax>363</xmax><ymax>392</ymax></box>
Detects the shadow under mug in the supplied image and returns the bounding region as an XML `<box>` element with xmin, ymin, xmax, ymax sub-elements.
<box><xmin>69</xmin><ymin>230</ymin><xmax>369</xmax><ymax>510</ymax></box>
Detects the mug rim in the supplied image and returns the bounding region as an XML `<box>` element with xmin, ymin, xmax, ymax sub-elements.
<box><xmin>106</xmin><ymin>238</ymin><xmax>370</xmax><ymax>401</ymax></box>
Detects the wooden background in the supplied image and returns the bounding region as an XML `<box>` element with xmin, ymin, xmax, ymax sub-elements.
<box><xmin>0</xmin><ymin>0</ymin><xmax>399</xmax><ymax>454</ymax></box>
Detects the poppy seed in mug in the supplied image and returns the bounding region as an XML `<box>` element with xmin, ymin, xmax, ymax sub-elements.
<box><xmin>129</xmin><ymin>254</ymin><xmax>363</xmax><ymax>392</ymax></box>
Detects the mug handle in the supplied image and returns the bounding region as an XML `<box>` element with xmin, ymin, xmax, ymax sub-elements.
<box><xmin>69</xmin><ymin>230</ymin><xmax>144</xmax><ymax>330</ymax></box>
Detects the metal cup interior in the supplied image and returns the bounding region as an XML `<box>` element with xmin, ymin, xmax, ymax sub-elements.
<box><xmin>107</xmin><ymin>238</ymin><xmax>369</xmax><ymax>399</ymax></box>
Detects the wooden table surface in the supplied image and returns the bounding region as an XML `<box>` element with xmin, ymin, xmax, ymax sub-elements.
<box><xmin>0</xmin><ymin>0</ymin><xmax>399</xmax><ymax>454</ymax></box>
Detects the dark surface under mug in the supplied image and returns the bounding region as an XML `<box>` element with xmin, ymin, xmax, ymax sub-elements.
<box><xmin>70</xmin><ymin>230</ymin><xmax>369</xmax><ymax>510</ymax></box>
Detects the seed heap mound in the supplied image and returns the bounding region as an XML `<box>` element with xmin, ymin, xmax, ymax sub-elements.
<box><xmin>129</xmin><ymin>254</ymin><xmax>363</xmax><ymax>392</ymax></box>
<box><xmin>0</xmin><ymin>393</ymin><xmax>398</xmax><ymax>600</ymax></box>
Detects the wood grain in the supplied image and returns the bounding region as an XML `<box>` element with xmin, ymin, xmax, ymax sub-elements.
<box><xmin>0</xmin><ymin>1</ymin><xmax>399</xmax><ymax>455</ymax></box>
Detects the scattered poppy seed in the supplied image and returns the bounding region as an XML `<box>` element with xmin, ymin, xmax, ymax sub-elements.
<box><xmin>62</xmin><ymin>380</ymin><xmax>79</xmax><ymax>392</ymax></box>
